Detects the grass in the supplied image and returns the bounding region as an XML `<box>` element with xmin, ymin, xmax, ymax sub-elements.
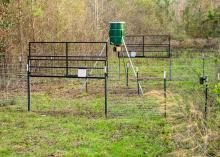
<box><xmin>1</xmin><ymin>50</ymin><xmax>220</xmax><ymax>156</ymax></box>
<box><xmin>0</xmin><ymin>93</ymin><xmax>175</xmax><ymax>156</ymax></box>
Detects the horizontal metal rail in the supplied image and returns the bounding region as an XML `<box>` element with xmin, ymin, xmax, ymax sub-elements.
<box><xmin>29</xmin><ymin>58</ymin><xmax>107</xmax><ymax>61</ymax></box>
<box><xmin>30</xmin><ymin>66</ymin><xmax>104</xmax><ymax>69</ymax></box>
<box><xmin>29</xmin><ymin>55</ymin><xmax>107</xmax><ymax>58</ymax></box>
<box><xmin>126</xmin><ymin>44</ymin><xmax>170</xmax><ymax>47</ymax></box>
<box><xmin>118</xmin><ymin>55</ymin><xmax>170</xmax><ymax>58</ymax></box>
<box><xmin>29</xmin><ymin>75</ymin><xmax>106</xmax><ymax>79</ymax></box>
<box><xmin>30</xmin><ymin>41</ymin><xmax>107</xmax><ymax>44</ymax></box>
<box><xmin>126</xmin><ymin>35</ymin><xmax>170</xmax><ymax>37</ymax></box>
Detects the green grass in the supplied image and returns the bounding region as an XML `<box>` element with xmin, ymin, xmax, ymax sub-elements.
<box><xmin>0</xmin><ymin>93</ymin><xmax>175</xmax><ymax>157</ymax></box>
<box><xmin>1</xmin><ymin>51</ymin><xmax>220</xmax><ymax>156</ymax></box>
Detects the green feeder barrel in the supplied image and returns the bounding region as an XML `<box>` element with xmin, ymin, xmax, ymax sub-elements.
<box><xmin>109</xmin><ymin>22</ymin><xmax>125</xmax><ymax>46</ymax></box>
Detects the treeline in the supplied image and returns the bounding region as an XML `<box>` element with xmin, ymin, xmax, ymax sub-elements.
<box><xmin>0</xmin><ymin>0</ymin><xmax>219</xmax><ymax>65</ymax></box>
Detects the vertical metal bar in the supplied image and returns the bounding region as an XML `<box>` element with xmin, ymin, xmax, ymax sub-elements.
<box><xmin>27</xmin><ymin>58</ymin><xmax>31</xmax><ymax>111</ymax></box>
<box><xmin>28</xmin><ymin>42</ymin><xmax>31</xmax><ymax>111</ymax></box>
<box><xmin>204</xmin><ymin>82</ymin><xmax>208</xmax><ymax>120</ymax></box>
<box><xmin>143</xmin><ymin>36</ymin><xmax>145</xmax><ymax>57</ymax></box>
<box><xmin>168</xmin><ymin>35</ymin><xmax>171</xmax><ymax>58</ymax></box>
<box><xmin>105</xmin><ymin>43</ymin><xmax>108</xmax><ymax>118</ymax></box>
<box><xmin>118</xmin><ymin>52</ymin><xmax>120</xmax><ymax>80</ymax></box>
<box><xmin>104</xmin><ymin>67</ymin><xmax>108</xmax><ymax>118</ymax></box>
<box><xmin>126</xmin><ymin>64</ymin><xmax>128</xmax><ymax>87</ymax></box>
<box><xmin>85</xmin><ymin>79</ymin><xmax>88</xmax><ymax>93</ymax></box>
<box><xmin>66</xmin><ymin>42</ymin><xmax>68</xmax><ymax>76</ymax></box>
<box><xmin>169</xmin><ymin>35</ymin><xmax>172</xmax><ymax>81</ymax></box>
<box><xmin>169</xmin><ymin>58</ymin><xmax>172</xmax><ymax>81</ymax></box>
<box><xmin>3</xmin><ymin>55</ymin><xmax>6</xmax><ymax>89</ymax></box>
<box><xmin>122</xmin><ymin>52</ymin><xmax>126</xmax><ymax>78</ymax></box>
<box><xmin>27</xmin><ymin>72</ymin><xmax>31</xmax><ymax>111</ymax></box>
<box><xmin>29</xmin><ymin>42</ymin><xmax>31</xmax><ymax>56</ymax></box>
<box><xmin>106</xmin><ymin>42</ymin><xmax>108</xmax><ymax>74</ymax></box>
<box><xmin>202</xmin><ymin>54</ymin><xmax>205</xmax><ymax>77</ymax></box>
<box><xmin>164</xmin><ymin>70</ymin><xmax>167</xmax><ymax>118</ymax></box>
<box><xmin>136</xmin><ymin>68</ymin><xmax>139</xmax><ymax>95</ymax></box>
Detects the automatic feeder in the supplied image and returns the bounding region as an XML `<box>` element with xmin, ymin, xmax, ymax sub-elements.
<box><xmin>109</xmin><ymin>21</ymin><xmax>125</xmax><ymax>52</ymax></box>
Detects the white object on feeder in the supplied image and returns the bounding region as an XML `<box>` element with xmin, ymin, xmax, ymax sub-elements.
<box><xmin>78</xmin><ymin>69</ymin><xmax>87</xmax><ymax>77</ymax></box>
<box><xmin>218</xmin><ymin>73</ymin><xmax>220</xmax><ymax>80</ymax></box>
<box><xmin>136</xmin><ymin>67</ymin><xmax>139</xmax><ymax>72</ymax></box>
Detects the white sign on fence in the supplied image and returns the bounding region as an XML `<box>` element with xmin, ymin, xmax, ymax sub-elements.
<box><xmin>78</xmin><ymin>69</ymin><xmax>87</xmax><ymax>77</ymax></box>
<box><xmin>131</xmin><ymin>51</ymin><xmax>136</xmax><ymax>58</ymax></box>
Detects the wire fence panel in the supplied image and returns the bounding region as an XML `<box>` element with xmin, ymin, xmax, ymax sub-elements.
<box><xmin>0</xmin><ymin>48</ymin><xmax>220</xmax><ymax>118</ymax></box>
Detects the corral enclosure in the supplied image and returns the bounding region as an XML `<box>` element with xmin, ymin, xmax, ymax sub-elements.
<box><xmin>1</xmin><ymin>34</ymin><xmax>220</xmax><ymax>156</ymax></box>
<box><xmin>1</xmin><ymin>0</ymin><xmax>220</xmax><ymax>156</ymax></box>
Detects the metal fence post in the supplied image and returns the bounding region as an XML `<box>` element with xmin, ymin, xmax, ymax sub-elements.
<box><xmin>126</xmin><ymin>63</ymin><xmax>129</xmax><ymax>87</ymax></box>
<box><xmin>169</xmin><ymin>57</ymin><xmax>172</xmax><ymax>81</ymax></box>
<box><xmin>136</xmin><ymin>67</ymin><xmax>139</xmax><ymax>95</ymax></box>
<box><xmin>104</xmin><ymin>66</ymin><xmax>108</xmax><ymax>118</ymax></box>
<box><xmin>164</xmin><ymin>69</ymin><xmax>167</xmax><ymax>118</ymax></box>
<box><xmin>27</xmin><ymin>59</ymin><xmax>31</xmax><ymax>111</ymax></box>
<box><xmin>85</xmin><ymin>79</ymin><xmax>88</xmax><ymax>93</ymax></box>
<box><xmin>66</xmin><ymin>42</ymin><xmax>68</xmax><ymax>76</ymax></box>
<box><xmin>118</xmin><ymin>52</ymin><xmax>120</xmax><ymax>80</ymax></box>
<box><xmin>142</xmin><ymin>36</ymin><xmax>145</xmax><ymax>57</ymax></box>
<box><xmin>202</xmin><ymin>54</ymin><xmax>205</xmax><ymax>77</ymax></box>
<box><xmin>204</xmin><ymin>78</ymin><xmax>208</xmax><ymax>120</ymax></box>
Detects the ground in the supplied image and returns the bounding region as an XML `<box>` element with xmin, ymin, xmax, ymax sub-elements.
<box><xmin>0</xmin><ymin>86</ymin><xmax>175</xmax><ymax>156</ymax></box>
<box><xmin>1</xmin><ymin>52</ymin><xmax>220</xmax><ymax>156</ymax></box>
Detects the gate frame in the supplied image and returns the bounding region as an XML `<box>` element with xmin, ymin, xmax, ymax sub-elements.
<box><xmin>27</xmin><ymin>42</ymin><xmax>109</xmax><ymax>117</ymax></box>
<box><xmin>118</xmin><ymin>35</ymin><xmax>171</xmax><ymax>58</ymax></box>
<box><xmin>117</xmin><ymin>35</ymin><xmax>172</xmax><ymax>81</ymax></box>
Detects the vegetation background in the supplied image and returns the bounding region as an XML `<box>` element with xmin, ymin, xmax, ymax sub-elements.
<box><xmin>1</xmin><ymin>0</ymin><xmax>220</xmax><ymax>65</ymax></box>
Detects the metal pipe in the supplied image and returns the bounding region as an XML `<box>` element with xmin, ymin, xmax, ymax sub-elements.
<box><xmin>164</xmin><ymin>69</ymin><xmax>167</xmax><ymax>118</ymax></box>
<box><xmin>126</xmin><ymin>63</ymin><xmax>129</xmax><ymax>87</ymax></box>
<box><xmin>27</xmin><ymin>59</ymin><xmax>31</xmax><ymax>111</ymax></box>
<box><xmin>203</xmin><ymin>54</ymin><xmax>205</xmax><ymax>77</ymax></box>
<box><xmin>136</xmin><ymin>67</ymin><xmax>139</xmax><ymax>95</ymax></box>
<box><xmin>118</xmin><ymin>52</ymin><xmax>120</xmax><ymax>80</ymax></box>
<box><xmin>66</xmin><ymin>43</ymin><xmax>68</xmax><ymax>76</ymax></box>
<box><xmin>205</xmin><ymin>81</ymin><xmax>208</xmax><ymax>120</ymax></box>
<box><xmin>169</xmin><ymin>58</ymin><xmax>172</xmax><ymax>81</ymax></box>
<box><xmin>104</xmin><ymin>67</ymin><xmax>108</xmax><ymax>118</ymax></box>
<box><xmin>142</xmin><ymin>36</ymin><xmax>145</xmax><ymax>57</ymax></box>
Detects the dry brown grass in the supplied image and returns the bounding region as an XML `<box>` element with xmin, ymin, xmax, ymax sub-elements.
<box><xmin>146</xmin><ymin>89</ymin><xmax>219</xmax><ymax>156</ymax></box>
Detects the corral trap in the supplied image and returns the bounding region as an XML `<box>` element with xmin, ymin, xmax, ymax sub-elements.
<box><xmin>27</xmin><ymin>22</ymin><xmax>173</xmax><ymax>117</ymax></box>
